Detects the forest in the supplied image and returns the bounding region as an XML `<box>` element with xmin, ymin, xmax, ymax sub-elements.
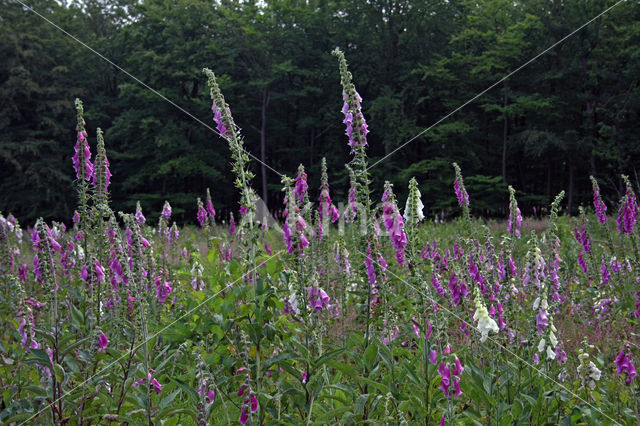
<box><xmin>2</xmin><ymin>0</ymin><xmax>639</xmax><ymax>224</ymax></box>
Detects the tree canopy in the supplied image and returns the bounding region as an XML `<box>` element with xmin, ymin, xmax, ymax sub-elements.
<box><xmin>2</xmin><ymin>0</ymin><xmax>639</xmax><ymax>224</ymax></box>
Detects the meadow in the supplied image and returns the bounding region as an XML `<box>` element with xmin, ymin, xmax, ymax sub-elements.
<box><xmin>0</xmin><ymin>49</ymin><xmax>639</xmax><ymax>425</ymax></box>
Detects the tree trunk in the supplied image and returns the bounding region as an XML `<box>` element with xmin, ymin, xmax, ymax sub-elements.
<box><xmin>502</xmin><ymin>81</ymin><xmax>509</xmax><ymax>182</ymax></box>
<box><xmin>260</xmin><ymin>87</ymin><xmax>270</xmax><ymax>209</ymax></box>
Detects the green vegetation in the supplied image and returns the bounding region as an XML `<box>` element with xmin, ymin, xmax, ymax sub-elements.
<box><xmin>2</xmin><ymin>0</ymin><xmax>640</xmax><ymax>224</ymax></box>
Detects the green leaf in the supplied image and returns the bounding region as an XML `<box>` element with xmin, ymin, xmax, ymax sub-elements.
<box><xmin>158</xmin><ymin>389</ymin><xmax>181</xmax><ymax>411</ymax></box>
<box><xmin>325</xmin><ymin>361</ymin><xmax>357</xmax><ymax>379</ymax></box>
<box><xmin>60</xmin><ymin>337</ymin><xmax>90</xmax><ymax>359</ymax></box>
<box><xmin>354</xmin><ymin>394</ymin><xmax>369</xmax><ymax>415</ymax></box>
<box><xmin>24</xmin><ymin>349</ymin><xmax>52</xmax><ymax>368</ymax></box>
<box><xmin>53</xmin><ymin>362</ymin><xmax>65</xmax><ymax>383</ymax></box>
<box><xmin>314</xmin><ymin>348</ymin><xmax>346</xmax><ymax>368</ymax></box>
<box><xmin>363</xmin><ymin>344</ymin><xmax>378</xmax><ymax>371</ymax></box>
<box><xmin>168</xmin><ymin>376</ymin><xmax>198</xmax><ymax>401</ymax></box>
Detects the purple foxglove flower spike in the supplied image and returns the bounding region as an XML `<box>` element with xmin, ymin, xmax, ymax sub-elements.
<box><xmin>98</xmin><ymin>332</ymin><xmax>109</xmax><ymax>352</ymax></box>
<box><xmin>196</xmin><ymin>198</ymin><xmax>208</xmax><ymax>227</ymax></box>
<box><xmin>206</xmin><ymin>188</ymin><xmax>216</xmax><ymax>218</ymax></box>
<box><xmin>590</xmin><ymin>176</ymin><xmax>607</xmax><ymax>224</ymax></box>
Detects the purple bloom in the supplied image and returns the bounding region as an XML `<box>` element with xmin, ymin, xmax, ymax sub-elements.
<box><xmin>282</xmin><ymin>220</ymin><xmax>294</xmax><ymax>254</ymax></box>
<box><xmin>449</xmin><ymin>273</ymin><xmax>463</xmax><ymax>306</ymax></box>
<box><xmin>382</xmin><ymin>184</ymin><xmax>408</xmax><ymax>265</ymax></box>
<box><xmin>18</xmin><ymin>264</ymin><xmax>28</xmax><ymax>282</ymax></box>
<box><xmin>364</xmin><ymin>245</ymin><xmax>376</xmax><ymax>284</ymax></box>
<box><xmin>347</xmin><ymin>182</ymin><xmax>357</xmax><ymax>222</ymax></box>
<box><xmin>81</xmin><ymin>264</ymin><xmax>89</xmax><ymax>282</ymax></box>
<box><xmin>154</xmin><ymin>276</ymin><xmax>172</xmax><ymax>303</ymax></box>
<box><xmin>307</xmin><ymin>286</ymin><xmax>331</xmax><ymax>312</ymax></box>
<box><xmin>92</xmin><ymin>134</ymin><xmax>112</xmax><ymax>196</ymax></box>
<box><xmin>294</xmin><ymin>167</ymin><xmax>308</xmax><ymax>204</ymax></box>
<box><xmin>340</xmin><ymin>92</ymin><xmax>369</xmax><ymax>150</ymax></box>
<box><xmin>615</xmin><ymin>347</ymin><xmax>637</xmax><ymax>385</ymax></box>
<box><xmin>574</xmin><ymin>225</ymin><xmax>592</xmax><ymax>254</ymax></box>
<box><xmin>453</xmin><ymin>356</ymin><xmax>464</xmax><ymax>376</ymax></box>
<box><xmin>601</xmin><ymin>258</ymin><xmax>611</xmax><ymax>285</ymax></box>
<box><xmin>508</xmin><ymin>255</ymin><xmax>517</xmax><ymax>277</ymax></box>
<box><xmin>72</xmin><ymin>130</ymin><xmax>93</xmax><ymax>181</ymax></box>
<box><xmin>250</xmin><ymin>394</ymin><xmax>258</xmax><ymax>413</ymax></box>
<box><xmin>229</xmin><ymin>214</ymin><xmax>236</xmax><ymax>235</ymax></box>
<box><xmin>135</xmin><ymin>204</ymin><xmax>146</xmax><ymax>224</ymax></box>
<box><xmin>431</xmin><ymin>274</ymin><xmax>446</xmax><ymax>297</ymax></box>
<box><xmin>536</xmin><ymin>309</ymin><xmax>548</xmax><ymax>334</ymax></box>
<box><xmin>453</xmin><ymin>177</ymin><xmax>469</xmax><ymax>208</ymax></box>
<box><xmin>591</xmin><ymin>177</ymin><xmax>607</xmax><ymax>224</ymax></box>
<box><xmin>239</xmin><ymin>406</ymin><xmax>249</xmax><ymax>425</ymax></box>
<box><xmin>94</xmin><ymin>259</ymin><xmax>105</xmax><ymax>283</ymax></box>
<box><xmin>150</xmin><ymin>378</ymin><xmax>162</xmax><ymax>394</ymax></box>
<box><xmin>577</xmin><ymin>251</ymin><xmax>588</xmax><ymax>274</ymax></box>
<box><xmin>46</xmin><ymin>226</ymin><xmax>62</xmax><ymax>251</ymax></box>
<box><xmin>197</xmin><ymin>199</ymin><xmax>208</xmax><ymax>227</ymax></box>
<box><xmin>161</xmin><ymin>201</ymin><xmax>172</xmax><ymax>221</ymax></box>
<box><xmin>429</xmin><ymin>349</ymin><xmax>438</xmax><ymax>364</ymax></box>
<box><xmin>98</xmin><ymin>332</ymin><xmax>109</xmax><ymax>352</ymax></box>
<box><xmin>211</xmin><ymin>103</ymin><xmax>234</xmax><ymax>138</ymax></box>
<box><xmin>318</xmin><ymin>159</ymin><xmax>339</xmax><ymax>226</ymax></box>
<box><xmin>438</xmin><ymin>361</ymin><xmax>451</xmax><ymax>396</ymax></box>
<box><xmin>507</xmin><ymin>186</ymin><xmax>522</xmax><ymax>238</ymax></box>
<box><xmin>556</xmin><ymin>346</ymin><xmax>568</xmax><ymax>364</ymax></box>
<box><xmin>135</xmin><ymin>371</ymin><xmax>162</xmax><ymax>394</ymax></box>
<box><xmin>206</xmin><ymin>189</ymin><xmax>216</xmax><ymax>218</ymax></box>
<box><xmin>617</xmin><ymin>179</ymin><xmax>639</xmax><ymax>234</ymax></box>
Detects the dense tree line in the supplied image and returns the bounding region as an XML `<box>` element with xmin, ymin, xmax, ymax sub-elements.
<box><xmin>2</xmin><ymin>0</ymin><xmax>639</xmax><ymax>224</ymax></box>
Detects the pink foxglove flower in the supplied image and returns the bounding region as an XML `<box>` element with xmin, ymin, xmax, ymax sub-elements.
<box><xmin>72</xmin><ymin>128</ymin><xmax>93</xmax><ymax>181</ymax></box>
<box><xmin>617</xmin><ymin>176</ymin><xmax>638</xmax><ymax>234</ymax></box>
<box><xmin>507</xmin><ymin>186</ymin><xmax>522</xmax><ymax>238</ymax></box>
<box><xmin>250</xmin><ymin>394</ymin><xmax>258</xmax><ymax>413</ymax></box>
<box><xmin>364</xmin><ymin>245</ymin><xmax>376</xmax><ymax>285</ymax></box>
<box><xmin>334</xmin><ymin>49</ymin><xmax>369</xmax><ymax>151</ymax></box>
<box><xmin>135</xmin><ymin>202</ymin><xmax>146</xmax><ymax>224</ymax></box>
<box><xmin>318</xmin><ymin>158</ymin><xmax>339</xmax><ymax>227</ymax></box>
<box><xmin>615</xmin><ymin>346</ymin><xmax>637</xmax><ymax>385</ymax></box>
<box><xmin>307</xmin><ymin>286</ymin><xmax>331</xmax><ymax>312</ymax></box>
<box><xmin>97</xmin><ymin>332</ymin><xmax>109</xmax><ymax>352</ymax></box>
<box><xmin>294</xmin><ymin>165</ymin><xmax>308</xmax><ymax>204</ymax></box>
<box><xmin>229</xmin><ymin>214</ymin><xmax>236</xmax><ymax>235</ymax></box>
<box><xmin>154</xmin><ymin>276</ymin><xmax>172</xmax><ymax>303</ymax></box>
<box><xmin>239</xmin><ymin>406</ymin><xmax>249</xmax><ymax>425</ymax></box>
<box><xmin>452</xmin><ymin>162</ymin><xmax>469</xmax><ymax>209</ymax></box>
<box><xmin>382</xmin><ymin>183</ymin><xmax>407</xmax><ymax>265</ymax></box>
<box><xmin>196</xmin><ymin>198</ymin><xmax>208</xmax><ymax>227</ymax></box>
<box><xmin>205</xmin><ymin>188</ymin><xmax>216</xmax><ymax>221</ymax></box>
<box><xmin>590</xmin><ymin>176</ymin><xmax>607</xmax><ymax>224</ymax></box>
<box><xmin>134</xmin><ymin>371</ymin><xmax>162</xmax><ymax>394</ymax></box>
<box><xmin>92</xmin><ymin>128</ymin><xmax>112</xmax><ymax>200</ymax></box>
<box><xmin>161</xmin><ymin>201</ymin><xmax>172</xmax><ymax>221</ymax></box>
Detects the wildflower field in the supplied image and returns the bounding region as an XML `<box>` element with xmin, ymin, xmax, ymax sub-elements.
<box><xmin>2</xmin><ymin>49</ymin><xmax>640</xmax><ymax>425</ymax></box>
